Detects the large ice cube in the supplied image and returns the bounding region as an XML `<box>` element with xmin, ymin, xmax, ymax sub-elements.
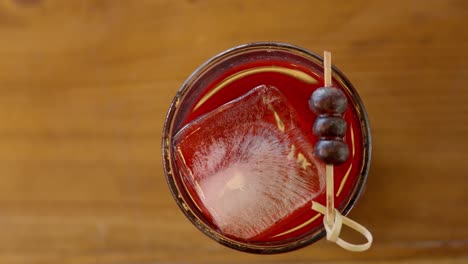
<box><xmin>174</xmin><ymin>85</ymin><xmax>325</xmax><ymax>240</ymax></box>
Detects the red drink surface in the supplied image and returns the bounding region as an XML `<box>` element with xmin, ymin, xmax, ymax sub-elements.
<box><xmin>173</xmin><ymin>58</ymin><xmax>364</xmax><ymax>244</ymax></box>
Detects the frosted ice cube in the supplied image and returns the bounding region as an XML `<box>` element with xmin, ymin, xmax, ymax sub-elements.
<box><xmin>174</xmin><ymin>85</ymin><xmax>325</xmax><ymax>240</ymax></box>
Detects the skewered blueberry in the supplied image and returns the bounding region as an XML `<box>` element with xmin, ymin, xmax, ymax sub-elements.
<box><xmin>315</xmin><ymin>140</ymin><xmax>350</xmax><ymax>165</ymax></box>
<box><xmin>313</xmin><ymin>116</ymin><xmax>347</xmax><ymax>138</ymax></box>
<box><xmin>309</xmin><ymin>87</ymin><xmax>348</xmax><ymax>115</ymax></box>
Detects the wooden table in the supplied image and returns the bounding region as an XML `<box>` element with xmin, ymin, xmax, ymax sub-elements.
<box><xmin>0</xmin><ymin>0</ymin><xmax>466</xmax><ymax>263</ymax></box>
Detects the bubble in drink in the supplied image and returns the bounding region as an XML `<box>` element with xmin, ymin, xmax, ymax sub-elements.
<box><xmin>173</xmin><ymin>85</ymin><xmax>325</xmax><ymax>240</ymax></box>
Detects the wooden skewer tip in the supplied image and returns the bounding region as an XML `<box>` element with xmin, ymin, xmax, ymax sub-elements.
<box><xmin>324</xmin><ymin>51</ymin><xmax>332</xmax><ymax>87</ymax></box>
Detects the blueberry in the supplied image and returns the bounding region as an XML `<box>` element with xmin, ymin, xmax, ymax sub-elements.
<box><xmin>313</xmin><ymin>116</ymin><xmax>347</xmax><ymax>138</ymax></box>
<box><xmin>314</xmin><ymin>139</ymin><xmax>350</xmax><ymax>165</ymax></box>
<box><xmin>309</xmin><ymin>87</ymin><xmax>347</xmax><ymax>115</ymax></box>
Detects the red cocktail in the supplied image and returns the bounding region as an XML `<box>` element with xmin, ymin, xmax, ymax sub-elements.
<box><xmin>162</xmin><ymin>43</ymin><xmax>371</xmax><ymax>253</ymax></box>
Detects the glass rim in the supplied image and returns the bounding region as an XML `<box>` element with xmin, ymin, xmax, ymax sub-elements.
<box><xmin>161</xmin><ymin>42</ymin><xmax>372</xmax><ymax>254</ymax></box>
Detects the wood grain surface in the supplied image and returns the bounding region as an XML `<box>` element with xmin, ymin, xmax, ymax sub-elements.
<box><xmin>0</xmin><ymin>0</ymin><xmax>467</xmax><ymax>263</ymax></box>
